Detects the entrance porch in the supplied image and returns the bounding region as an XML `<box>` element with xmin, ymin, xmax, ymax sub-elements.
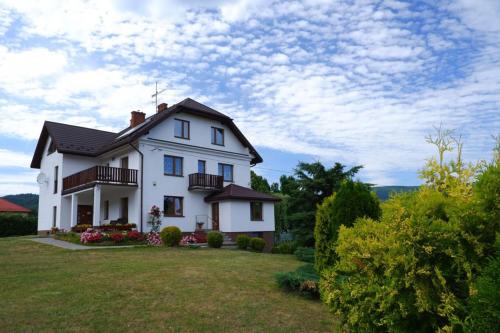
<box><xmin>61</xmin><ymin>184</ymin><xmax>139</xmax><ymax>230</ymax></box>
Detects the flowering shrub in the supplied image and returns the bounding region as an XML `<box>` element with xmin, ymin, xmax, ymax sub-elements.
<box><xmin>146</xmin><ymin>232</ymin><xmax>163</xmax><ymax>246</ymax></box>
<box><xmin>72</xmin><ymin>224</ymin><xmax>92</xmax><ymax>233</ymax></box>
<box><xmin>127</xmin><ymin>230</ymin><xmax>142</xmax><ymax>241</ymax></box>
<box><xmin>98</xmin><ymin>223</ymin><xmax>137</xmax><ymax>231</ymax></box>
<box><xmin>148</xmin><ymin>205</ymin><xmax>162</xmax><ymax>233</ymax></box>
<box><xmin>110</xmin><ymin>233</ymin><xmax>124</xmax><ymax>243</ymax></box>
<box><xmin>194</xmin><ymin>231</ymin><xmax>207</xmax><ymax>243</ymax></box>
<box><xmin>80</xmin><ymin>229</ymin><xmax>103</xmax><ymax>244</ymax></box>
<box><xmin>180</xmin><ymin>234</ymin><xmax>197</xmax><ymax>245</ymax></box>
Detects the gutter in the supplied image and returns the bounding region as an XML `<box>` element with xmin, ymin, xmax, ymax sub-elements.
<box><xmin>129</xmin><ymin>142</ymin><xmax>144</xmax><ymax>233</ymax></box>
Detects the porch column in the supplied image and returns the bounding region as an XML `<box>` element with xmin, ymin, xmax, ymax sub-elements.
<box><xmin>70</xmin><ymin>193</ymin><xmax>78</xmax><ymax>228</ymax></box>
<box><xmin>93</xmin><ymin>185</ymin><xmax>101</xmax><ymax>227</ymax></box>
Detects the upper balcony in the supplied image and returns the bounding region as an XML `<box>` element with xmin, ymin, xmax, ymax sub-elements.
<box><xmin>188</xmin><ymin>173</ymin><xmax>223</xmax><ymax>191</ymax></box>
<box><xmin>62</xmin><ymin>165</ymin><xmax>138</xmax><ymax>194</ymax></box>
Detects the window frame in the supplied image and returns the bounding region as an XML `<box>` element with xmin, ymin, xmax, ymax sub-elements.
<box><xmin>174</xmin><ymin>118</ymin><xmax>190</xmax><ymax>140</ymax></box>
<box><xmin>218</xmin><ymin>163</ymin><xmax>234</xmax><ymax>182</ymax></box>
<box><xmin>250</xmin><ymin>202</ymin><xmax>264</xmax><ymax>221</ymax></box>
<box><xmin>47</xmin><ymin>140</ymin><xmax>56</xmax><ymax>155</ymax></box>
<box><xmin>104</xmin><ymin>200</ymin><xmax>109</xmax><ymax>220</ymax></box>
<box><xmin>163</xmin><ymin>196</ymin><xmax>184</xmax><ymax>217</ymax></box>
<box><xmin>211</xmin><ymin>127</ymin><xmax>225</xmax><ymax>146</ymax></box>
<box><xmin>198</xmin><ymin>160</ymin><xmax>206</xmax><ymax>174</ymax></box>
<box><xmin>164</xmin><ymin>155</ymin><xmax>184</xmax><ymax>177</ymax></box>
<box><xmin>52</xmin><ymin>206</ymin><xmax>57</xmax><ymax>227</ymax></box>
<box><xmin>53</xmin><ymin>165</ymin><xmax>58</xmax><ymax>194</ymax></box>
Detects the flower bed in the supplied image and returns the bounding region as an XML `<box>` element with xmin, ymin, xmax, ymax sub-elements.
<box><xmin>71</xmin><ymin>223</ymin><xmax>137</xmax><ymax>233</ymax></box>
<box><xmin>55</xmin><ymin>228</ymin><xmax>146</xmax><ymax>246</ymax></box>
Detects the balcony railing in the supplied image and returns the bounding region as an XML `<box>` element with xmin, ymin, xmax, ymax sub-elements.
<box><xmin>188</xmin><ymin>173</ymin><xmax>223</xmax><ymax>191</ymax></box>
<box><xmin>63</xmin><ymin>165</ymin><xmax>138</xmax><ymax>192</ymax></box>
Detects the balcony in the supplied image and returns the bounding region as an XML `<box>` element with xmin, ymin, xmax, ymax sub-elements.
<box><xmin>188</xmin><ymin>173</ymin><xmax>223</xmax><ymax>191</ymax></box>
<box><xmin>62</xmin><ymin>165</ymin><xmax>138</xmax><ymax>194</ymax></box>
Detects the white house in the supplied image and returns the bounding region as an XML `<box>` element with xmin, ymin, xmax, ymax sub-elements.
<box><xmin>31</xmin><ymin>98</ymin><xmax>279</xmax><ymax>248</ymax></box>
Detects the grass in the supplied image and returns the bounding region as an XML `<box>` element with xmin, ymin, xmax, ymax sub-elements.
<box><xmin>0</xmin><ymin>237</ymin><xmax>336</xmax><ymax>332</ymax></box>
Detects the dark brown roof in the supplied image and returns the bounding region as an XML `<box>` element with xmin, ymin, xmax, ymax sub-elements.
<box><xmin>205</xmin><ymin>184</ymin><xmax>280</xmax><ymax>202</ymax></box>
<box><xmin>31</xmin><ymin>98</ymin><xmax>263</xmax><ymax>168</ymax></box>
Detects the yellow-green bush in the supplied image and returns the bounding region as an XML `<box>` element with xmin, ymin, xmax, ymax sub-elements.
<box><xmin>160</xmin><ymin>226</ymin><xmax>182</xmax><ymax>246</ymax></box>
<box><xmin>314</xmin><ymin>180</ymin><xmax>380</xmax><ymax>272</ymax></box>
<box><xmin>320</xmin><ymin>186</ymin><xmax>495</xmax><ymax>332</ymax></box>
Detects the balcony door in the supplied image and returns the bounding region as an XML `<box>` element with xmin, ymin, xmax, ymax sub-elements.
<box><xmin>121</xmin><ymin>157</ymin><xmax>129</xmax><ymax>169</ymax></box>
<box><xmin>211</xmin><ymin>203</ymin><xmax>219</xmax><ymax>231</ymax></box>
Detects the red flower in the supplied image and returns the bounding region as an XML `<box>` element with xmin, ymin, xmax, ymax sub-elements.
<box><xmin>110</xmin><ymin>233</ymin><xmax>124</xmax><ymax>243</ymax></box>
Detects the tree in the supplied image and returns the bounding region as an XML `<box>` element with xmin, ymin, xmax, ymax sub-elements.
<box><xmin>250</xmin><ymin>170</ymin><xmax>271</xmax><ymax>193</ymax></box>
<box><xmin>280</xmin><ymin>162</ymin><xmax>362</xmax><ymax>246</ymax></box>
<box><xmin>314</xmin><ymin>180</ymin><xmax>381</xmax><ymax>273</ymax></box>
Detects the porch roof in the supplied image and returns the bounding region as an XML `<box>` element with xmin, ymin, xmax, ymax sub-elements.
<box><xmin>204</xmin><ymin>184</ymin><xmax>280</xmax><ymax>202</ymax></box>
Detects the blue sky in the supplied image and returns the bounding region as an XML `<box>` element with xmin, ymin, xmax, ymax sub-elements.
<box><xmin>0</xmin><ymin>0</ymin><xmax>499</xmax><ymax>195</ymax></box>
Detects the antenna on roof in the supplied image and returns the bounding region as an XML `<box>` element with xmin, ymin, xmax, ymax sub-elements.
<box><xmin>151</xmin><ymin>81</ymin><xmax>168</xmax><ymax>112</ymax></box>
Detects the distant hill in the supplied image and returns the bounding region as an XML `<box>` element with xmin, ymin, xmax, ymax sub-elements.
<box><xmin>1</xmin><ymin>193</ymin><xmax>38</xmax><ymax>215</ymax></box>
<box><xmin>373</xmin><ymin>186</ymin><xmax>419</xmax><ymax>201</ymax></box>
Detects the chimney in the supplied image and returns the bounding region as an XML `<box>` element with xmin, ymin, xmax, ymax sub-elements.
<box><xmin>130</xmin><ymin>111</ymin><xmax>146</xmax><ymax>127</ymax></box>
<box><xmin>157</xmin><ymin>103</ymin><xmax>168</xmax><ymax>113</ymax></box>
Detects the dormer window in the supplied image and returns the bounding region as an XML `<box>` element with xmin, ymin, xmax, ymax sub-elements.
<box><xmin>174</xmin><ymin>119</ymin><xmax>190</xmax><ymax>139</ymax></box>
<box><xmin>47</xmin><ymin>140</ymin><xmax>56</xmax><ymax>155</ymax></box>
<box><xmin>211</xmin><ymin>127</ymin><xmax>224</xmax><ymax>146</ymax></box>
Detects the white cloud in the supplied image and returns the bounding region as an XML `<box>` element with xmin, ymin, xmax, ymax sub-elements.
<box><xmin>0</xmin><ymin>0</ymin><xmax>498</xmax><ymax>186</ymax></box>
<box><xmin>0</xmin><ymin>149</ymin><xmax>32</xmax><ymax>167</ymax></box>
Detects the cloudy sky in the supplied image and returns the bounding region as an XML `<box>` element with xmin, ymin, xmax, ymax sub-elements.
<box><xmin>0</xmin><ymin>0</ymin><xmax>499</xmax><ymax>195</ymax></box>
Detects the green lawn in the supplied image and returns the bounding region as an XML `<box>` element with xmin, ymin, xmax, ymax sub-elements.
<box><xmin>0</xmin><ymin>237</ymin><xmax>336</xmax><ymax>332</ymax></box>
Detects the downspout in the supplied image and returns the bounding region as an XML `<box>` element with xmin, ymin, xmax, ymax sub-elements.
<box><xmin>129</xmin><ymin>142</ymin><xmax>144</xmax><ymax>233</ymax></box>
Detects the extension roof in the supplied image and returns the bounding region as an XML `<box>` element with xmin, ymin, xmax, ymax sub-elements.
<box><xmin>204</xmin><ymin>184</ymin><xmax>280</xmax><ymax>202</ymax></box>
<box><xmin>31</xmin><ymin>98</ymin><xmax>263</xmax><ymax>168</ymax></box>
<box><xmin>0</xmin><ymin>198</ymin><xmax>31</xmax><ymax>213</ymax></box>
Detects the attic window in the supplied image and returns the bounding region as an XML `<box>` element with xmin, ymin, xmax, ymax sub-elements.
<box><xmin>47</xmin><ymin>140</ymin><xmax>56</xmax><ymax>155</ymax></box>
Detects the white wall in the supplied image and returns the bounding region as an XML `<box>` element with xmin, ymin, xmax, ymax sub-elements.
<box><xmin>37</xmin><ymin>138</ymin><xmax>63</xmax><ymax>231</ymax></box>
<box><xmin>219</xmin><ymin>201</ymin><xmax>275</xmax><ymax>232</ymax></box>
<box><xmin>139</xmin><ymin>115</ymin><xmax>254</xmax><ymax>232</ymax></box>
<box><xmin>148</xmin><ymin>111</ymin><xmax>249</xmax><ymax>155</ymax></box>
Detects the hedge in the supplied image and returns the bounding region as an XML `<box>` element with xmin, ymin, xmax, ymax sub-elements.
<box><xmin>0</xmin><ymin>213</ymin><xmax>37</xmax><ymax>237</ymax></box>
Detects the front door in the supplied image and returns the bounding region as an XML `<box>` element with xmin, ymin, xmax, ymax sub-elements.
<box><xmin>211</xmin><ymin>202</ymin><xmax>219</xmax><ymax>231</ymax></box>
<box><xmin>77</xmin><ymin>205</ymin><xmax>93</xmax><ymax>225</ymax></box>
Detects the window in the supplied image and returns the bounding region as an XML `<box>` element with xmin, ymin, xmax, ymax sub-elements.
<box><xmin>104</xmin><ymin>200</ymin><xmax>109</xmax><ymax>220</ymax></box>
<box><xmin>164</xmin><ymin>196</ymin><xmax>183</xmax><ymax>217</ymax></box>
<box><xmin>164</xmin><ymin>155</ymin><xmax>183</xmax><ymax>176</ymax></box>
<box><xmin>250</xmin><ymin>202</ymin><xmax>263</xmax><ymax>221</ymax></box>
<box><xmin>218</xmin><ymin>163</ymin><xmax>233</xmax><ymax>182</ymax></box>
<box><xmin>211</xmin><ymin>127</ymin><xmax>224</xmax><ymax>145</ymax></box>
<box><xmin>53</xmin><ymin>166</ymin><xmax>58</xmax><ymax>194</ymax></box>
<box><xmin>52</xmin><ymin>206</ymin><xmax>57</xmax><ymax>227</ymax></box>
<box><xmin>47</xmin><ymin>140</ymin><xmax>56</xmax><ymax>155</ymax></box>
<box><xmin>174</xmin><ymin>119</ymin><xmax>190</xmax><ymax>139</ymax></box>
<box><xmin>198</xmin><ymin>160</ymin><xmax>206</xmax><ymax>174</ymax></box>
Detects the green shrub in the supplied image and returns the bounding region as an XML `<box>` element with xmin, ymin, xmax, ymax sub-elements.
<box><xmin>321</xmin><ymin>187</ymin><xmax>495</xmax><ymax>333</ymax></box>
<box><xmin>207</xmin><ymin>231</ymin><xmax>223</xmax><ymax>248</ymax></box>
<box><xmin>271</xmin><ymin>240</ymin><xmax>297</xmax><ymax>254</ymax></box>
<box><xmin>276</xmin><ymin>263</ymin><xmax>319</xmax><ymax>299</ymax></box>
<box><xmin>0</xmin><ymin>213</ymin><xmax>37</xmax><ymax>237</ymax></box>
<box><xmin>294</xmin><ymin>247</ymin><xmax>315</xmax><ymax>262</ymax></box>
<box><xmin>160</xmin><ymin>226</ymin><xmax>182</xmax><ymax>246</ymax></box>
<box><xmin>465</xmin><ymin>236</ymin><xmax>500</xmax><ymax>332</ymax></box>
<box><xmin>249</xmin><ymin>237</ymin><xmax>266</xmax><ymax>252</ymax></box>
<box><xmin>236</xmin><ymin>234</ymin><xmax>250</xmax><ymax>250</ymax></box>
<box><xmin>314</xmin><ymin>180</ymin><xmax>381</xmax><ymax>273</ymax></box>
